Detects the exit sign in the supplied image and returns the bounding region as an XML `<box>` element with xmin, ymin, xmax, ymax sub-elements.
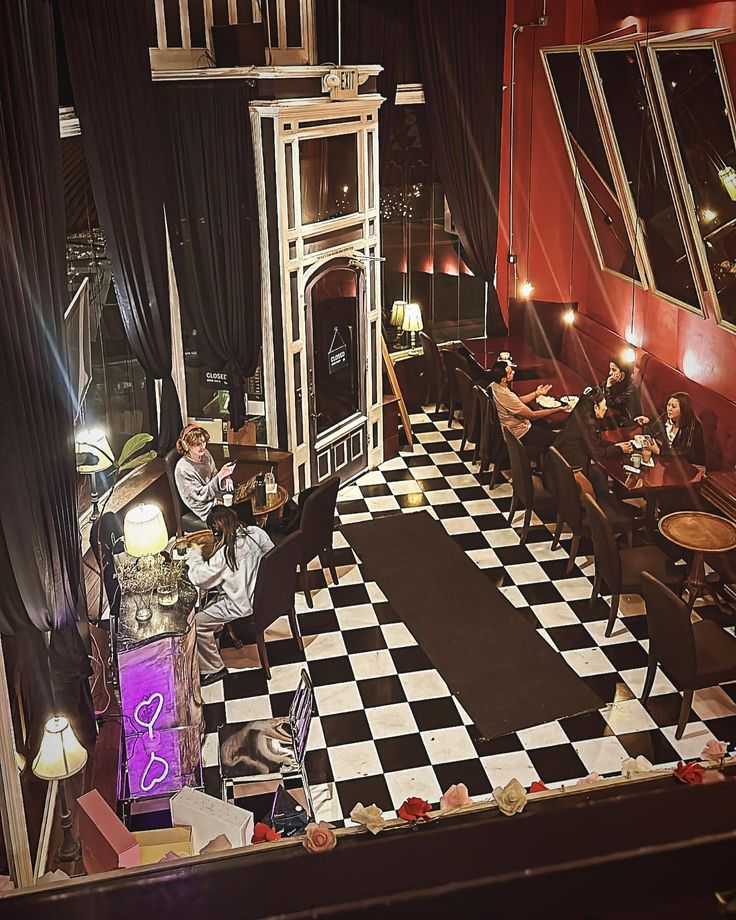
<box><xmin>322</xmin><ymin>68</ymin><xmax>359</xmax><ymax>100</ymax></box>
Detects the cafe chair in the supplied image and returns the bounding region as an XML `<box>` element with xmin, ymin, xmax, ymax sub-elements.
<box><xmin>455</xmin><ymin>368</ymin><xmax>481</xmax><ymax>457</ymax></box>
<box><xmin>583</xmin><ymin>495</ymin><xmax>682</xmax><ymax>638</ymax></box>
<box><xmin>419</xmin><ymin>331</ymin><xmax>447</xmax><ymax>414</ymax></box>
<box><xmin>546</xmin><ymin>448</ymin><xmax>639</xmax><ymax>575</ymax></box>
<box><xmin>298</xmin><ymin>475</ymin><xmax>340</xmax><ymax>608</ymax></box>
<box><xmin>251</xmin><ymin>530</ymin><xmax>304</xmax><ymax>680</ymax></box>
<box><xmin>476</xmin><ymin>387</ymin><xmax>507</xmax><ymax>489</ymax></box>
<box><xmin>441</xmin><ymin>349</ymin><xmax>472</xmax><ymax>427</ymax></box>
<box><xmin>504</xmin><ymin>428</ymin><xmax>555</xmax><ymax>544</ymax></box>
<box><xmin>163</xmin><ymin>448</ymin><xmax>207</xmax><ymax>536</ymax></box>
<box><xmin>640</xmin><ymin>571</ymin><xmax>736</xmax><ymax>739</ymax></box>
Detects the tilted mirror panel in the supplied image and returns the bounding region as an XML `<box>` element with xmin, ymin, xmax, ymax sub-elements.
<box><xmin>299</xmin><ymin>134</ymin><xmax>359</xmax><ymax>226</ymax></box>
<box><xmin>544</xmin><ymin>49</ymin><xmax>640</xmax><ymax>282</ymax></box>
<box><xmin>593</xmin><ymin>48</ymin><xmax>703</xmax><ymax>313</ymax></box>
<box><xmin>654</xmin><ymin>46</ymin><xmax>736</xmax><ymax>329</ymax></box>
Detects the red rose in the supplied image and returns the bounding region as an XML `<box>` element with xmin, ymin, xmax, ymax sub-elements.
<box><xmin>673</xmin><ymin>761</ymin><xmax>705</xmax><ymax>785</ymax></box>
<box><xmin>397</xmin><ymin>797</ymin><xmax>432</xmax><ymax>823</ymax></box>
<box><xmin>529</xmin><ymin>781</ymin><xmax>548</xmax><ymax>793</ymax></box>
<box><xmin>252</xmin><ymin>822</ymin><xmax>281</xmax><ymax>843</ymax></box>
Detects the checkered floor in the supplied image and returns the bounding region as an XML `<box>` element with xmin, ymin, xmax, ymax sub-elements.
<box><xmin>199</xmin><ymin>408</ymin><xmax>736</xmax><ymax>826</ymax></box>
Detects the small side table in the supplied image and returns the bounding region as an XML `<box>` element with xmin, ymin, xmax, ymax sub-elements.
<box><xmin>659</xmin><ymin>511</ymin><xmax>736</xmax><ymax>609</ymax></box>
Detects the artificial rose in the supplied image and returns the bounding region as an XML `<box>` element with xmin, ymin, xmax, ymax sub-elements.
<box><xmin>303</xmin><ymin>822</ymin><xmax>337</xmax><ymax>854</ymax></box>
<box><xmin>350</xmin><ymin>802</ymin><xmax>386</xmax><ymax>835</ymax></box>
<box><xmin>397</xmin><ymin>797</ymin><xmax>432</xmax><ymax>823</ymax></box>
<box><xmin>529</xmin><ymin>781</ymin><xmax>548</xmax><ymax>793</ymax></box>
<box><xmin>439</xmin><ymin>783</ymin><xmax>471</xmax><ymax>812</ymax></box>
<box><xmin>252</xmin><ymin>822</ymin><xmax>281</xmax><ymax>844</ymax></box>
<box><xmin>621</xmin><ymin>755</ymin><xmax>653</xmax><ymax>778</ymax></box>
<box><xmin>673</xmin><ymin>761</ymin><xmax>705</xmax><ymax>785</ymax></box>
<box><xmin>575</xmin><ymin>773</ymin><xmax>602</xmax><ymax>787</ymax></box>
<box><xmin>701</xmin><ymin>740</ymin><xmax>728</xmax><ymax>764</ymax></box>
<box><xmin>702</xmin><ymin>770</ymin><xmax>726</xmax><ymax>784</ymax></box>
<box><xmin>492</xmin><ymin>778</ymin><xmax>527</xmax><ymax>816</ymax></box>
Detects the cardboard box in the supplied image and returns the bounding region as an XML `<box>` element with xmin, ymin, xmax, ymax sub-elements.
<box><xmin>170</xmin><ymin>786</ymin><xmax>253</xmax><ymax>853</ymax></box>
<box><xmin>132</xmin><ymin>827</ymin><xmax>194</xmax><ymax>865</ymax></box>
<box><xmin>77</xmin><ymin>789</ymin><xmax>140</xmax><ymax>873</ymax></box>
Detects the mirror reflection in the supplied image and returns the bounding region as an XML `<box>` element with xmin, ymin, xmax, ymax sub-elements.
<box><xmin>593</xmin><ymin>48</ymin><xmax>703</xmax><ymax>312</ymax></box>
<box><xmin>544</xmin><ymin>50</ymin><xmax>639</xmax><ymax>282</ymax></box>
<box><xmin>654</xmin><ymin>47</ymin><xmax>736</xmax><ymax>328</ymax></box>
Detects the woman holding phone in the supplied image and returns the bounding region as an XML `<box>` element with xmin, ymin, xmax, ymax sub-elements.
<box><xmin>174</xmin><ymin>424</ymin><xmax>237</xmax><ymax>521</ymax></box>
<box><xmin>635</xmin><ymin>392</ymin><xmax>705</xmax><ymax>467</ymax></box>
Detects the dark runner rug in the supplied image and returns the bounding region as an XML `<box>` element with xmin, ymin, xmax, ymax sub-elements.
<box><xmin>342</xmin><ymin>511</ymin><xmax>602</xmax><ymax>739</ymax></box>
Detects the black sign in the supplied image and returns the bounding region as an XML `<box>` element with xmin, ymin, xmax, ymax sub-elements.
<box><xmin>327</xmin><ymin>328</ymin><xmax>349</xmax><ymax>375</ymax></box>
<box><xmin>204</xmin><ymin>369</ymin><xmax>229</xmax><ymax>389</ymax></box>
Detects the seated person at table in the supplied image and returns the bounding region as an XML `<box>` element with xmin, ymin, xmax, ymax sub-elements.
<box><xmin>552</xmin><ymin>387</ymin><xmax>633</xmax><ymax>498</ymax></box>
<box><xmin>600</xmin><ymin>358</ymin><xmax>639</xmax><ymax>428</ymax></box>
<box><xmin>175</xmin><ymin>424</ymin><xmax>236</xmax><ymax>521</ymax></box>
<box><xmin>489</xmin><ymin>361</ymin><xmax>571</xmax><ymax>459</ymax></box>
<box><xmin>186</xmin><ymin>506</ymin><xmax>274</xmax><ymax>685</ymax></box>
<box><xmin>636</xmin><ymin>392</ymin><xmax>705</xmax><ymax>467</ymax></box>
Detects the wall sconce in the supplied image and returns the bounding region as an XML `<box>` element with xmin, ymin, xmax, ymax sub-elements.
<box><xmin>124</xmin><ymin>503</ymin><xmax>168</xmax><ymax>622</ymax></box>
<box><xmin>621</xmin><ymin>345</ymin><xmax>636</xmax><ymax>365</ymax></box>
<box><xmin>75</xmin><ymin>429</ymin><xmax>114</xmax><ymax>521</ymax></box>
<box><xmin>563</xmin><ymin>308</ymin><xmax>576</xmax><ymax>326</ymax></box>
<box><xmin>718</xmin><ymin>166</ymin><xmax>736</xmax><ymax>202</ymax></box>
<box><xmin>519</xmin><ymin>280</ymin><xmax>535</xmax><ymax>299</ymax></box>
<box><xmin>401</xmin><ymin>303</ymin><xmax>423</xmax><ymax>351</ymax></box>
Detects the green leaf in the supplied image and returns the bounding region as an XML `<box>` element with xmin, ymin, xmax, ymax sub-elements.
<box><xmin>116</xmin><ymin>433</ymin><xmax>154</xmax><ymax>468</ymax></box>
<box><xmin>117</xmin><ymin>450</ymin><xmax>156</xmax><ymax>473</ymax></box>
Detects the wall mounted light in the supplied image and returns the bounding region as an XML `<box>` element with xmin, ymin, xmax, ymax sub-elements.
<box><xmin>519</xmin><ymin>280</ymin><xmax>535</xmax><ymax>298</ymax></box>
<box><xmin>622</xmin><ymin>345</ymin><xmax>636</xmax><ymax>365</ymax></box>
<box><xmin>701</xmin><ymin>208</ymin><xmax>717</xmax><ymax>222</ymax></box>
<box><xmin>563</xmin><ymin>308</ymin><xmax>576</xmax><ymax>325</ymax></box>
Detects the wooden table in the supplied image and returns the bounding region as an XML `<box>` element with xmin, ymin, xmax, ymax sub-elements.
<box><xmin>659</xmin><ymin>511</ymin><xmax>736</xmax><ymax>609</ymax></box>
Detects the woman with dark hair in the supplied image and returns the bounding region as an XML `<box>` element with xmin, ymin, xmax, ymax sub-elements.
<box><xmin>636</xmin><ymin>392</ymin><xmax>705</xmax><ymax>466</ymax></box>
<box><xmin>552</xmin><ymin>387</ymin><xmax>633</xmax><ymax>498</ymax></box>
<box><xmin>185</xmin><ymin>506</ymin><xmax>273</xmax><ymax>685</ymax></box>
<box><xmin>600</xmin><ymin>358</ymin><xmax>639</xmax><ymax>427</ymax></box>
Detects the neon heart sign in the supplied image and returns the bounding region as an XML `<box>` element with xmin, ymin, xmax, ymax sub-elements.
<box><xmin>133</xmin><ymin>692</ymin><xmax>165</xmax><ymax>739</ymax></box>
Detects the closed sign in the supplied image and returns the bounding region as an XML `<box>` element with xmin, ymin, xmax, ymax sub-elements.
<box><xmin>327</xmin><ymin>327</ymin><xmax>349</xmax><ymax>374</ymax></box>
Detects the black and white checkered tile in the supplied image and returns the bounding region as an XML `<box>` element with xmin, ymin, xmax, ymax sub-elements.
<box><xmin>200</xmin><ymin>409</ymin><xmax>736</xmax><ymax>826</ymax></box>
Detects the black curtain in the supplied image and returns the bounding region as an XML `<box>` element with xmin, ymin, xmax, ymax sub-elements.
<box><xmin>156</xmin><ymin>82</ymin><xmax>261</xmax><ymax>432</ymax></box>
<box><xmin>415</xmin><ymin>0</ymin><xmax>508</xmax><ymax>336</ymax></box>
<box><xmin>0</xmin><ymin>0</ymin><xmax>95</xmax><ymax>750</ymax></box>
<box><xmin>60</xmin><ymin>0</ymin><xmax>183</xmax><ymax>454</ymax></box>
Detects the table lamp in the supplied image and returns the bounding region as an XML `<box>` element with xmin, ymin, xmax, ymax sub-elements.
<box><xmin>32</xmin><ymin>715</ymin><xmax>88</xmax><ymax>862</ymax></box>
<box><xmin>390</xmin><ymin>300</ymin><xmax>407</xmax><ymax>349</ymax></box>
<box><xmin>75</xmin><ymin>429</ymin><xmax>114</xmax><ymax>521</ymax></box>
<box><xmin>124</xmin><ymin>503</ymin><xmax>168</xmax><ymax>622</ymax></box>
<box><xmin>401</xmin><ymin>302</ymin><xmax>423</xmax><ymax>351</ymax></box>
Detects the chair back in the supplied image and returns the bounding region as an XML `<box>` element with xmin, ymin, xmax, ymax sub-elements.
<box><xmin>546</xmin><ymin>447</ymin><xmax>584</xmax><ymax>532</ymax></box>
<box><xmin>419</xmin><ymin>331</ymin><xmax>445</xmax><ymax>390</ymax></box>
<box><xmin>455</xmin><ymin>368</ymin><xmax>479</xmax><ymax>442</ymax></box>
<box><xmin>504</xmin><ymin>428</ymin><xmax>534</xmax><ymax>508</ymax></box>
<box><xmin>252</xmin><ymin>530</ymin><xmax>302</xmax><ymax>635</ymax></box>
<box><xmin>442</xmin><ymin>350</ymin><xmax>470</xmax><ymax>403</ymax></box>
<box><xmin>582</xmin><ymin>494</ymin><xmax>622</xmax><ymax>593</ymax></box>
<box><xmin>90</xmin><ymin>511</ymin><xmax>124</xmax><ymax>619</ymax></box>
<box><xmin>299</xmin><ymin>475</ymin><xmax>340</xmax><ymax>562</ymax></box>
<box><xmin>164</xmin><ymin>448</ymin><xmax>187</xmax><ymax>536</ymax></box>
<box><xmin>475</xmin><ymin>386</ymin><xmax>491</xmax><ymax>464</ymax></box>
<box><xmin>641</xmin><ymin>571</ymin><xmax>696</xmax><ymax>688</ymax></box>
<box><xmin>486</xmin><ymin>393</ymin><xmax>506</xmax><ymax>466</ymax></box>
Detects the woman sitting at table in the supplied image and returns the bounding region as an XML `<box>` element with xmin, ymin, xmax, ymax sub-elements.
<box><xmin>175</xmin><ymin>424</ymin><xmax>236</xmax><ymax>522</ymax></box>
<box><xmin>635</xmin><ymin>392</ymin><xmax>705</xmax><ymax>467</ymax></box>
<box><xmin>186</xmin><ymin>506</ymin><xmax>274</xmax><ymax>685</ymax></box>
<box><xmin>552</xmin><ymin>387</ymin><xmax>633</xmax><ymax>498</ymax></box>
<box><xmin>600</xmin><ymin>358</ymin><xmax>639</xmax><ymax>428</ymax></box>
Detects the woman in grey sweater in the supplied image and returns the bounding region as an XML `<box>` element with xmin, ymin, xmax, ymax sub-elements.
<box><xmin>174</xmin><ymin>424</ymin><xmax>235</xmax><ymax>521</ymax></box>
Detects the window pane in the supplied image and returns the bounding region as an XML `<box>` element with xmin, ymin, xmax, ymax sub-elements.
<box><xmin>299</xmin><ymin>134</ymin><xmax>359</xmax><ymax>224</ymax></box>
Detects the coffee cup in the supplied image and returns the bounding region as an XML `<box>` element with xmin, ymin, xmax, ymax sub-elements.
<box><xmin>499</xmin><ymin>351</ymin><xmax>511</xmax><ymax>361</ymax></box>
<box><xmin>223</xmin><ymin>492</ymin><xmax>233</xmax><ymax>507</ymax></box>
<box><xmin>631</xmin><ymin>453</ymin><xmax>642</xmax><ymax>470</ymax></box>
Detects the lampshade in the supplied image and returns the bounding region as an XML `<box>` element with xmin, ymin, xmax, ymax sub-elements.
<box><xmin>124</xmin><ymin>504</ymin><xmax>168</xmax><ymax>558</ymax></box>
<box><xmin>718</xmin><ymin>166</ymin><xmax>736</xmax><ymax>202</ymax></box>
<box><xmin>401</xmin><ymin>302</ymin><xmax>423</xmax><ymax>333</ymax></box>
<box><xmin>75</xmin><ymin>429</ymin><xmax>114</xmax><ymax>474</ymax></box>
<box><xmin>32</xmin><ymin>716</ymin><xmax>87</xmax><ymax>781</ymax></box>
<box><xmin>389</xmin><ymin>300</ymin><xmax>406</xmax><ymax>327</ymax></box>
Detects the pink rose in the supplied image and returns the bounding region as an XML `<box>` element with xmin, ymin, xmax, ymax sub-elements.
<box><xmin>303</xmin><ymin>822</ymin><xmax>337</xmax><ymax>854</ymax></box>
<box><xmin>576</xmin><ymin>773</ymin><xmax>602</xmax><ymax>787</ymax></box>
<box><xmin>439</xmin><ymin>783</ymin><xmax>471</xmax><ymax>812</ymax></box>
<box><xmin>701</xmin><ymin>740</ymin><xmax>728</xmax><ymax>764</ymax></box>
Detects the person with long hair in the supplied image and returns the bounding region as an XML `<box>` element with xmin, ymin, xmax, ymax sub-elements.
<box><xmin>636</xmin><ymin>392</ymin><xmax>705</xmax><ymax>466</ymax></box>
<box><xmin>174</xmin><ymin>424</ymin><xmax>236</xmax><ymax>521</ymax></box>
<box><xmin>185</xmin><ymin>506</ymin><xmax>273</xmax><ymax>685</ymax></box>
<box><xmin>600</xmin><ymin>357</ymin><xmax>639</xmax><ymax>428</ymax></box>
<box><xmin>552</xmin><ymin>387</ymin><xmax>633</xmax><ymax>498</ymax></box>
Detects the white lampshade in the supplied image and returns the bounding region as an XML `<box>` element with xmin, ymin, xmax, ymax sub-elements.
<box><xmin>75</xmin><ymin>429</ymin><xmax>114</xmax><ymax>474</ymax></box>
<box><xmin>401</xmin><ymin>302</ymin><xmax>423</xmax><ymax>333</ymax></box>
<box><xmin>124</xmin><ymin>504</ymin><xmax>168</xmax><ymax>558</ymax></box>
<box><xmin>390</xmin><ymin>300</ymin><xmax>407</xmax><ymax>327</ymax></box>
<box><xmin>719</xmin><ymin>166</ymin><xmax>736</xmax><ymax>202</ymax></box>
<box><xmin>32</xmin><ymin>716</ymin><xmax>87</xmax><ymax>781</ymax></box>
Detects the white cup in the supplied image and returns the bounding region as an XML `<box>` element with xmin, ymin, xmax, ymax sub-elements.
<box><xmin>499</xmin><ymin>351</ymin><xmax>511</xmax><ymax>361</ymax></box>
<box><xmin>223</xmin><ymin>493</ymin><xmax>233</xmax><ymax>507</ymax></box>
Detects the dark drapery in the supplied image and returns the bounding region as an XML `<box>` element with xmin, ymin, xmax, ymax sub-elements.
<box><xmin>60</xmin><ymin>0</ymin><xmax>182</xmax><ymax>454</ymax></box>
<box><xmin>415</xmin><ymin>0</ymin><xmax>508</xmax><ymax>336</ymax></box>
<box><xmin>156</xmin><ymin>82</ymin><xmax>261</xmax><ymax>432</ymax></box>
<box><xmin>0</xmin><ymin>0</ymin><xmax>95</xmax><ymax>748</ymax></box>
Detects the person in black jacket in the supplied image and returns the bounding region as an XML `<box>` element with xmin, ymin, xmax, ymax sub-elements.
<box><xmin>600</xmin><ymin>358</ymin><xmax>639</xmax><ymax>428</ymax></box>
<box><xmin>553</xmin><ymin>387</ymin><xmax>633</xmax><ymax>497</ymax></box>
<box><xmin>635</xmin><ymin>391</ymin><xmax>706</xmax><ymax>467</ymax></box>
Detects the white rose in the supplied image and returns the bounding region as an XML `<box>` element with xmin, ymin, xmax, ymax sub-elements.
<box><xmin>492</xmin><ymin>778</ymin><xmax>527</xmax><ymax>816</ymax></box>
<box><xmin>621</xmin><ymin>755</ymin><xmax>653</xmax><ymax>778</ymax></box>
<box><xmin>350</xmin><ymin>802</ymin><xmax>385</xmax><ymax>835</ymax></box>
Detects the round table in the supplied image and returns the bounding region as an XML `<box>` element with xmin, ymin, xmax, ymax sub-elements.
<box><xmin>239</xmin><ymin>484</ymin><xmax>289</xmax><ymax>524</ymax></box>
<box><xmin>659</xmin><ymin>511</ymin><xmax>736</xmax><ymax>609</ymax></box>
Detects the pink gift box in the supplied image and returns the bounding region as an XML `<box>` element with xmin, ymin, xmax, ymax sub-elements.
<box><xmin>77</xmin><ymin>789</ymin><xmax>140</xmax><ymax>873</ymax></box>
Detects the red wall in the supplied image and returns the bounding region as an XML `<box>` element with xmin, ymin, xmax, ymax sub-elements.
<box><xmin>497</xmin><ymin>0</ymin><xmax>736</xmax><ymax>402</ymax></box>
